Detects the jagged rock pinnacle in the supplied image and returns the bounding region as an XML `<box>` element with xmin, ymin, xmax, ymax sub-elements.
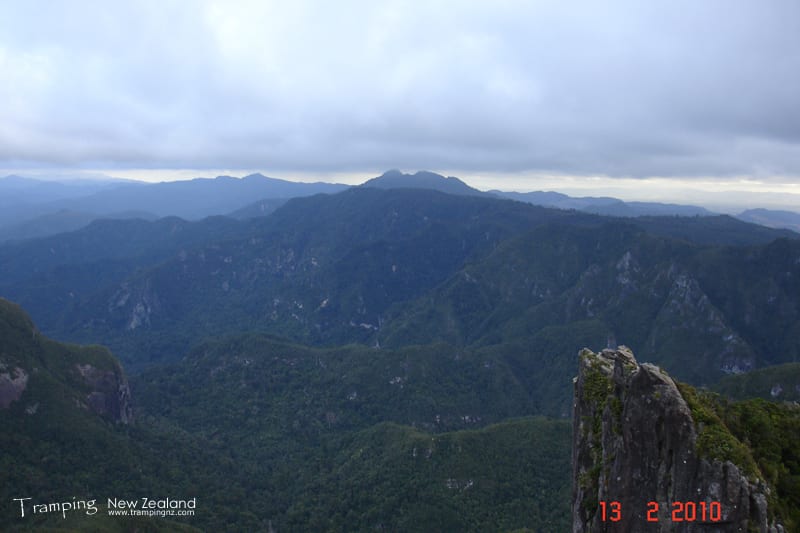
<box><xmin>572</xmin><ymin>346</ymin><xmax>783</xmax><ymax>533</ymax></box>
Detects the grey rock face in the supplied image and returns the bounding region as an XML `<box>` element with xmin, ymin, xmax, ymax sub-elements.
<box><xmin>0</xmin><ymin>365</ymin><xmax>28</xmax><ymax>408</ymax></box>
<box><xmin>572</xmin><ymin>347</ymin><xmax>780</xmax><ymax>532</ymax></box>
<box><xmin>76</xmin><ymin>363</ymin><xmax>133</xmax><ymax>424</ymax></box>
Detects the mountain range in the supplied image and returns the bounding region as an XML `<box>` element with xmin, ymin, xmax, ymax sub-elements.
<box><xmin>2</xmin><ymin>170</ymin><xmax>800</xmax><ymax>530</ymax></box>
<box><xmin>3</xmin><ymin>170</ymin><xmax>798</xmax><ymax>243</ymax></box>
<box><xmin>1</xmin><ymin>181</ymin><xmax>798</xmax><ymax>405</ymax></box>
<box><xmin>0</xmin><ymin>173</ymin><xmax>347</xmax><ymax>242</ymax></box>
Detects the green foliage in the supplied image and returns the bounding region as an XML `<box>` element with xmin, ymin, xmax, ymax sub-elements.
<box><xmin>582</xmin><ymin>363</ymin><xmax>612</xmax><ymax>407</ymax></box>
<box><xmin>283</xmin><ymin>418</ymin><xmax>572</xmax><ymax>532</ymax></box>
<box><xmin>676</xmin><ymin>380</ymin><xmax>800</xmax><ymax>532</ymax></box>
<box><xmin>134</xmin><ymin>334</ymin><xmax>539</xmax><ymax>435</ymax></box>
<box><xmin>715</xmin><ymin>399</ymin><xmax>800</xmax><ymax>530</ymax></box>
<box><xmin>2</xmin><ymin>300</ymin><xmax>573</xmax><ymax>530</ymax></box>
<box><xmin>131</xmin><ymin>332</ymin><xmax>574</xmax><ymax>530</ymax></box>
<box><xmin>582</xmin><ymin>363</ymin><xmax>613</xmax><ymax>439</ymax></box>
<box><xmin>381</xmin><ymin>221</ymin><xmax>800</xmax><ymax>391</ymax></box>
<box><xmin>0</xmin><ymin>300</ymin><xmax>260</xmax><ymax>530</ymax></box>
<box><xmin>689</xmin><ymin>239</ymin><xmax>800</xmax><ymax>367</ymax></box>
<box><xmin>676</xmin><ymin>383</ymin><xmax>759</xmax><ymax>477</ymax></box>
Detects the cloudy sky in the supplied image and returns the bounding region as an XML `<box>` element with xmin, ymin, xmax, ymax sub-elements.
<box><xmin>1</xmin><ymin>0</ymin><xmax>799</xmax><ymax>200</ymax></box>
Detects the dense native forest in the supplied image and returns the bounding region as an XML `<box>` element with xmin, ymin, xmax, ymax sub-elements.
<box><xmin>1</xmin><ymin>172</ymin><xmax>800</xmax><ymax>531</ymax></box>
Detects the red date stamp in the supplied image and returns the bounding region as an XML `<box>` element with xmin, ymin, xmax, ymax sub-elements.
<box><xmin>599</xmin><ymin>501</ymin><xmax>722</xmax><ymax>523</ymax></box>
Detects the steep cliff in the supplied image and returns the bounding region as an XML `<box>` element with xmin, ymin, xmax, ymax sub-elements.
<box><xmin>572</xmin><ymin>347</ymin><xmax>785</xmax><ymax>532</ymax></box>
<box><xmin>0</xmin><ymin>297</ymin><xmax>131</xmax><ymax>423</ymax></box>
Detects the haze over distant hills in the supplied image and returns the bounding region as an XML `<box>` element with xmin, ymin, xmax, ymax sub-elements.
<box><xmin>491</xmin><ymin>189</ymin><xmax>714</xmax><ymax>217</ymax></box>
<box><xmin>1</xmin><ymin>170</ymin><xmax>798</xmax><ymax>244</ymax></box>
<box><xmin>0</xmin><ymin>175</ymin><xmax>129</xmax><ymax>225</ymax></box>
<box><xmin>737</xmin><ymin>208</ymin><xmax>800</xmax><ymax>233</ymax></box>
<box><xmin>50</xmin><ymin>173</ymin><xmax>348</xmax><ymax>219</ymax></box>
<box><xmin>365</xmin><ymin>171</ymin><xmax>800</xmax><ymax>231</ymax></box>
<box><xmin>0</xmin><ymin>173</ymin><xmax>348</xmax><ymax>242</ymax></box>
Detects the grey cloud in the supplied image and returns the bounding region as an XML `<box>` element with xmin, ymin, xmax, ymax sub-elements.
<box><xmin>0</xmin><ymin>0</ymin><xmax>798</xmax><ymax>180</ymax></box>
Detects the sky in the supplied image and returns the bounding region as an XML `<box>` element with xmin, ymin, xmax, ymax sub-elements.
<box><xmin>1</xmin><ymin>0</ymin><xmax>799</xmax><ymax>203</ymax></box>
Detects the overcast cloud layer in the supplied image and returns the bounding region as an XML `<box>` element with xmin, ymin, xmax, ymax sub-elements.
<box><xmin>1</xmin><ymin>0</ymin><xmax>799</xmax><ymax>182</ymax></box>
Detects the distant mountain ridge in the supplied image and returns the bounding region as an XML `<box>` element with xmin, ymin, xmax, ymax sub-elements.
<box><xmin>0</xmin><ymin>175</ymin><xmax>129</xmax><ymax>228</ymax></box>
<box><xmin>4</xmin><ymin>171</ymin><xmax>798</xmax><ymax>244</ymax></box>
<box><xmin>360</xmin><ymin>172</ymin><xmax>728</xmax><ymax>219</ymax></box>
<box><xmin>44</xmin><ymin>173</ymin><xmax>349</xmax><ymax>220</ymax></box>
<box><xmin>737</xmin><ymin>208</ymin><xmax>800</xmax><ymax>232</ymax></box>
<box><xmin>492</xmin><ymin>189</ymin><xmax>715</xmax><ymax>217</ymax></box>
<box><xmin>492</xmin><ymin>190</ymin><xmax>620</xmax><ymax>210</ymax></box>
<box><xmin>0</xmin><ymin>208</ymin><xmax>158</xmax><ymax>243</ymax></box>
<box><xmin>358</xmin><ymin>172</ymin><xmax>728</xmax><ymax>219</ymax></box>
<box><xmin>0</xmin><ymin>173</ymin><xmax>349</xmax><ymax>242</ymax></box>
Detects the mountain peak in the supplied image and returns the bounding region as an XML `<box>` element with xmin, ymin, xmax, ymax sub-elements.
<box><xmin>361</xmin><ymin>170</ymin><xmax>487</xmax><ymax>197</ymax></box>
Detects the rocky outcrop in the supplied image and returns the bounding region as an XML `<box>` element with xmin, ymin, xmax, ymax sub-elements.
<box><xmin>572</xmin><ymin>347</ymin><xmax>783</xmax><ymax>533</ymax></box>
<box><xmin>76</xmin><ymin>363</ymin><xmax>133</xmax><ymax>424</ymax></box>
<box><xmin>0</xmin><ymin>364</ymin><xmax>28</xmax><ymax>408</ymax></box>
<box><xmin>0</xmin><ymin>297</ymin><xmax>132</xmax><ymax>423</ymax></box>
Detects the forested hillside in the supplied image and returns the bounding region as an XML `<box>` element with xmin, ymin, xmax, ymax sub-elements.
<box><xmin>1</xmin><ymin>299</ymin><xmax>573</xmax><ymax>531</ymax></box>
<box><xmin>2</xmin><ymin>185</ymin><xmax>800</xmax><ymax>529</ymax></box>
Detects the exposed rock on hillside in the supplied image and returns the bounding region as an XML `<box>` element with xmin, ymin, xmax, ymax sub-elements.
<box><xmin>572</xmin><ymin>347</ymin><xmax>783</xmax><ymax>532</ymax></box>
<box><xmin>76</xmin><ymin>362</ymin><xmax>132</xmax><ymax>423</ymax></box>
<box><xmin>0</xmin><ymin>365</ymin><xmax>28</xmax><ymax>408</ymax></box>
<box><xmin>0</xmin><ymin>297</ymin><xmax>131</xmax><ymax>423</ymax></box>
